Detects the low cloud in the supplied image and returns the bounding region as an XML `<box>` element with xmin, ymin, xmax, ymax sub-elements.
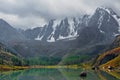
<box><xmin>0</xmin><ymin>0</ymin><xmax>119</xmax><ymax>29</ymax></box>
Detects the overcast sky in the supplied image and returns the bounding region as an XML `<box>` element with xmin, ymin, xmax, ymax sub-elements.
<box><xmin>0</xmin><ymin>0</ymin><xmax>120</xmax><ymax>29</ymax></box>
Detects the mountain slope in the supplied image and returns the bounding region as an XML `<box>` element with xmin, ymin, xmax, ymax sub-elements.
<box><xmin>0</xmin><ymin>42</ymin><xmax>23</xmax><ymax>66</ymax></box>
<box><xmin>10</xmin><ymin>7</ymin><xmax>120</xmax><ymax>60</ymax></box>
<box><xmin>94</xmin><ymin>35</ymin><xmax>120</xmax><ymax>68</ymax></box>
<box><xmin>23</xmin><ymin>27</ymin><xmax>43</xmax><ymax>40</ymax></box>
<box><xmin>0</xmin><ymin>19</ymin><xmax>25</xmax><ymax>43</ymax></box>
<box><xmin>100</xmin><ymin>55</ymin><xmax>120</xmax><ymax>69</ymax></box>
<box><xmin>59</xmin><ymin>44</ymin><xmax>107</xmax><ymax>65</ymax></box>
<box><xmin>94</xmin><ymin>47</ymin><xmax>120</xmax><ymax>67</ymax></box>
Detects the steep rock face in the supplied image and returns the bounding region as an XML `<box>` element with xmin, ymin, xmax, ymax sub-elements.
<box><xmin>35</xmin><ymin>17</ymin><xmax>85</xmax><ymax>42</ymax></box>
<box><xmin>23</xmin><ymin>16</ymin><xmax>90</xmax><ymax>42</ymax></box>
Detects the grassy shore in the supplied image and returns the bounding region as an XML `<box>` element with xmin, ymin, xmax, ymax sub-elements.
<box><xmin>0</xmin><ymin>65</ymin><xmax>29</xmax><ymax>71</ymax></box>
<box><xmin>0</xmin><ymin>64</ymin><xmax>80</xmax><ymax>71</ymax></box>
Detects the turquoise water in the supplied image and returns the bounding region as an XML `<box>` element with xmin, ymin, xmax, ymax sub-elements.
<box><xmin>0</xmin><ymin>68</ymin><xmax>119</xmax><ymax>80</ymax></box>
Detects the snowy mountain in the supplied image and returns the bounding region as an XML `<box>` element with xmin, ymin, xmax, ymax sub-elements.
<box><xmin>24</xmin><ymin>16</ymin><xmax>90</xmax><ymax>42</ymax></box>
<box><xmin>23</xmin><ymin>7</ymin><xmax>120</xmax><ymax>43</ymax></box>
<box><xmin>35</xmin><ymin>18</ymin><xmax>80</xmax><ymax>42</ymax></box>
<box><xmin>2</xmin><ymin>7</ymin><xmax>119</xmax><ymax>44</ymax></box>
<box><xmin>101</xmin><ymin>7</ymin><xmax>120</xmax><ymax>32</ymax></box>
<box><xmin>79</xmin><ymin>7</ymin><xmax>120</xmax><ymax>44</ymax></box>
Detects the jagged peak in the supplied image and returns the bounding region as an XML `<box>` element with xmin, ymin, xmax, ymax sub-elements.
<box><xmin>95</xmin><ymin>7</ymin><xmax>118</xmax><ymax>16</ymax></box>
<box><xmin>0</xmin><ymin>18</ymin><xmax>7</xmax><ymax>23</ymax></box>
<box><xmin>95</xmin><ymin>7</ymin><xmax>120</xmax><ymax>27</ymax></box>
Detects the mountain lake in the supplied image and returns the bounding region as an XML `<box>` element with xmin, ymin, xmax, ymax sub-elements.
<box><xmin>0</xmin><ymin>68</ymin><xmax>119</xmax><ymax>80</ymax></box>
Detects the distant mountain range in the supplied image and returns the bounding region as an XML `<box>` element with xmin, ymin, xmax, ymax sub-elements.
<box><xmin>0</xmin><ymin>7</ymin><xmax>120</xmax><ymax>59</ymax></box>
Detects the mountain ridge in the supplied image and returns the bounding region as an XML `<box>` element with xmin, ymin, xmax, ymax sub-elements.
<box><xmin>22</xmin><ymin>7</ymin><xmax>120</xmax><ymax>43</ymax></box>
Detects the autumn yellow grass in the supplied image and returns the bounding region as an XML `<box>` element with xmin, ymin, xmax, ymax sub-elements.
<box><xmin>29</xmin><ymin>64</ymin><xmax>79</xmax><ymax>69</ymax></box>
<box><xmin>0</xmin><ymin>64</ymin><xmax>80</xmax><ymax>71</ymax></box>
<box><xmin>100</xmin><ymin>55</ymin><xmax>120</xmax><ymax>69</ymax></box>
<box><xmin>95</xmin><ymin>47</ymin><xmax>120</xmax><ymax>66</ymax></box>
<box><xmin>99</xmin><ymin>55</ymin><xmax>120</xmax><ymax>79</ymax></box>
<box><xmin>0</xmin><ymin>65</ymin><xmax>28</xmax><ymax>71</ymax></box>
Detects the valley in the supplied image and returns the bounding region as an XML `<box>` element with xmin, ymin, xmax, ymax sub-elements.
<box><xmin>0</xmin><ymin>7</ymin><xmax>120</xmax><ymax>80</ymax></box>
